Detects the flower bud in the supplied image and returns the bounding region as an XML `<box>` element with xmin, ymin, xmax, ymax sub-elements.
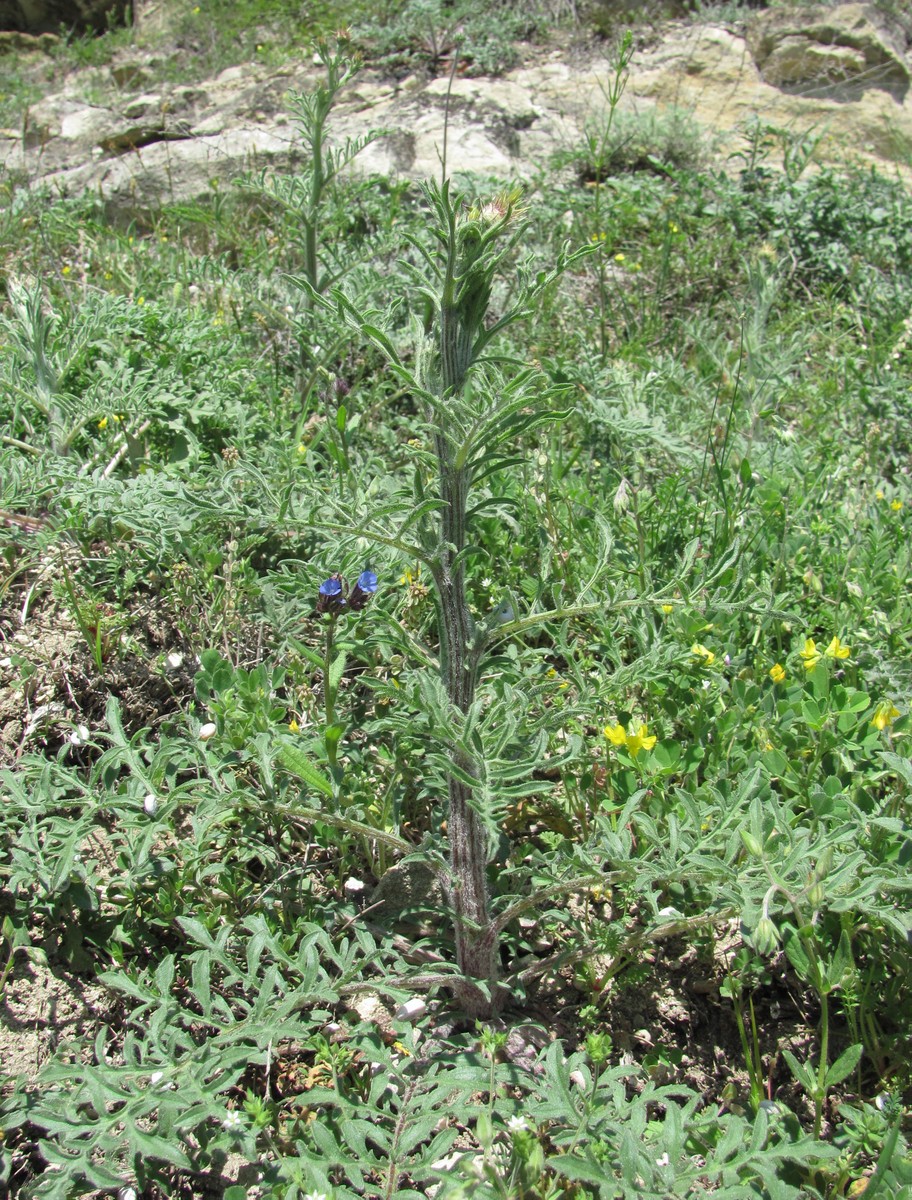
<box><xmin>752</xmin><ymin>916</ymin><xmax>780</xmax><ymax>957</ymax></box>
<box><xmin>199</xmin><ymin>722</ymin><xmax>217</xmax><ymax>740</ymax></box>
<box><xmin>739</xmin><ymin>830</ymin><xmax>764</xmax><ymax>858</ymax></box>
<box><xmin>143</xmin><ymin>793</ymin><xmax>158</xmax><ymax>816</ymax></box>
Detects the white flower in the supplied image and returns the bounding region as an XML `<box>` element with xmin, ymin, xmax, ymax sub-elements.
<box><xmin>117</xmin><ymin>1188</ymin><xmax>138</xmax><ymax>1200</ymax></box>
<box><xmin>143</xmin><ymin>794</ymin><xmax>158</xmax><ymax>816</ymax></box>
<box><xmin>395</xmin><ymin>997</ymin><xmax>427</xmax><ymax>1022</ymax></box>
<box><xmin>303</xmin><ymin>1193</ymin><xmax>327</xmax><ymax>1200</ymax></box>
<box><xmin>507</xmin><ymin>1115</ymin><xmax>529</xmax><ymax>1132</ymax></box>
<box><xmin>222</xmin><ymin>1110</ymin><xmax>244</xmax><ymax>1131</ymax></box>
<box><xmin>343</xmin><ymin>877</ymin><xmax>365</xmax><ymax>895</ymax></box>
<box><xmin>656</xmin><ymin>1152</ymin><xmax>670</xmax><ymax>1167</ymax></box>
<box><xmin>69</xmin><ymin>724</ymin><xmax>91</xmax><ymax>746</ymax></box>
<box><xmin>166</xmin><ymin>652</ymin><xmax>184</xmax><ymax>670</ymax></box>
<box><xmin>199</xmin><ymin>722</ymin><xmax>217</xmax><ymax>740</ymax></box>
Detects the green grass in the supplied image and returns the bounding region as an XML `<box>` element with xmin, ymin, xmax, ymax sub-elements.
<box><xmin>1</xmin><ymin>29</ymin><xmax>912</xmax><ymax>1200</ymax></box>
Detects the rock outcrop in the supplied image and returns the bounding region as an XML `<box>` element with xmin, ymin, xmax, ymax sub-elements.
<box><xmin>1</xmin><ymin>3</ymin><xmax>910</xmax><ymax>210</ymax></box>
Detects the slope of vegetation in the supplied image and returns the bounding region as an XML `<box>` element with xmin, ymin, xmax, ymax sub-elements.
<box><xmin>1</xmin><ymin>5</ymin><xmax>911</xmax><ymax>1198</ymax></box>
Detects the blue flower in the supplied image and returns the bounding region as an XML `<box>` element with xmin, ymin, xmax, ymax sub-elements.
<box><xmin>316</xmin><ymin>574</ymin><xmax>346</xmax><ymax>613</ymax></box>
<box><xmin>348</xmin><ymin>570</ymin><xmax>378</xmax><ymax>611</ymax></box>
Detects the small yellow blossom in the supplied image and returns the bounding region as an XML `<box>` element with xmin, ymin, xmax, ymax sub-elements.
<box><xmin>604</xmin><ymin>722</ymin><xmax>657</xmax><ymax>757</ymax></box>
<box><xmin>136</xmin><ymin>296</ymin><xmax>145</xmax><ymax>306</ymax></box>
<box><xmin>891</xmin><ymin>499</ymin><xmax>903</xmax><ymax>512</ymax></box>
<box><xmin>661</xmin><ymin>604</ymin><xmax>674</xmax><ymax>614</ymax></box>
<box><xmin>590</xmin><ymin>231</ymin><xmax>607</xmax><ymax>243</ymax></box>
<box><xmin>669</xmin><ymin>222</ymin><xmax>679</xmax><ymax>233</ymax></box>
<box><xmin>875</xmin><ymin>489</ymin><xmax>885</xmax><ymax>501</ymax></box>
<box><xmin>61</xmin><ymin>265</ymin><xmax>71</xmax><ymax>276</ymax></box>
<box><xmin>871</xmin><ymin>701</ymin><xmax>900</xmax><ymax>731</ymax></box>
<box><xmin>824</xmin><ymin>636</ymin><xmax>850</xmax><ymax>660</ymax></box>
<box><xmin>97</xmin><ymin>416</ymin><xmax>108</xmax><ymax>430</ymax></box>
<box><xmin>800</xmin><ymin>639</ymin><xmax>822</xmax><ymax>670</ymax></box>
<box><xmin>692</xmin><ymin>643</ymin><xmax>715</xmax><ymax>666</ymax></box>
<box><xmin>192</xmin><ymin>4</ymin><xmax>200</xmax><ymax>11</ymax></box>
<box><xmin>400</xmin><ymin>566</ymin><xmax>420</xmax><ymax>586</ymax></box>
<box><xmin>297</xmin><ymin>443</ymin><xmax>307</xmax><ymax>455</ymax></box>
<box><xmin>614</xmin><ymin>253</ymin><xmax>625</xmax><ymax>263</ymax></box>
<box><xmin>769</xmin><ymin>663</ymin><xmax>786</xmax><ymax>683</ymax></box>
<box><xmin>288</xmin><ymin>719</ymin><xmax>300</xmax><ymax>733</ymax></box>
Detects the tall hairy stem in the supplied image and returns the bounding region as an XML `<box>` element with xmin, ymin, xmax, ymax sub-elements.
<box><xmin>434</xmin><ymin>264</ymin><xmax>503</xmax><ymax>1017</ymax></box>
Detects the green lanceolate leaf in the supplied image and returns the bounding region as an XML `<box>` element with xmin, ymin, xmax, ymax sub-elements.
<box><xmin>276</xmin><ymin>740</ymin><xmax>335</xmax><ymax>797</ymax></box>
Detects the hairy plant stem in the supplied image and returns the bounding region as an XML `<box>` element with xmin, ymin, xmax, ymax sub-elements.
<box><xmin>433</xmin><ymin>287</ymin><xmax>504</xmax><ymax>1018</ymax></box>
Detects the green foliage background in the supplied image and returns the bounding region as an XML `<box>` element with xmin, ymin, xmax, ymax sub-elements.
<box><xmin>1</xmin><ymin>2</ymin><xmax>911</xmax><ymax>1197</ymax></box>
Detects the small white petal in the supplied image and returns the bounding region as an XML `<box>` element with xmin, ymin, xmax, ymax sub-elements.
<box><xmin>199</xmin><ymin>722</ymin><xmax>217</xmax><ymax>740</ymax></box>
<box><xmin>166</xmin><ymin>652</ymin><xmax>184</xmax><ymax>670</ymax></box>
<box><xmin>395</xmin><ymin>998</ymin><xmax>427</xmax><ymax>1022</ymax></box>
<box><xmin>569</xmin><ymin>1069</ymin><xmax>586</xmax><ymax>1087</ymax></box>
<box><xmin>118</xmin><ymin>1189</ymin><xmax>138</xmax><ymax>1200</ymax></box>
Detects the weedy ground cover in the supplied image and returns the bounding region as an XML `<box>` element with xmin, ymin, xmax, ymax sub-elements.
<box><xmin>0</xmin><ymin>14</ymin><xmax>911</xmax><ymax>1200</ymax></box>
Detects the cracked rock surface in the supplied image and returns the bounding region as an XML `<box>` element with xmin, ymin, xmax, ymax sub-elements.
<box><xmin>2</xmin><ymin>3</ymin><xmax>911</xmax><ymax>209</ymax></box>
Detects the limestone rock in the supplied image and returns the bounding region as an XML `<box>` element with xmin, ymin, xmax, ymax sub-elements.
<box><xmin>747</xmin><ymin>3</ymin><xmax>910</xmax><ymax>98</ymax></box>
<box><xmin>5</xmin><ymin>6</ymin><xmax>912</xmax><ymax>209</ymax></box>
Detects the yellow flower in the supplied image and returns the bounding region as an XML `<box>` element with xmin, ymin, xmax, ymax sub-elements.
<box><xmin>769</xmin><ymin>663</ymin><xmax>786</xmax><ymax>683</ymax></box>
<box><xmin>891</xmin><ymin>499</ymin><xmax>903</xmax><ymax>512</ymax></box>
<box><xmin>590</xmin><ymin>231</ymin><xmax>607</xmax><ymax>243</ymax></box>
<box><xmin>871</xmin><ymin>700</ymin><xmax>900</xmax><ymax>731</ymax></box>
<box><xmin>136</xmin><ymin>296</ymin><xmax>145</xmax><ymax>306</ymax></box>
<box><xmin>800</xmin><ymin>639</ymin><xmax>822</xmax><ymax>670</ymax></box>
<box><xmin>61</xmin><ymin>265</ymin><xmax>71</xmax><ymax>276</ymax></box>
<box><xmin>824</xmin><ymin>636</ymin><xmax>850</xmax><ymax>660</ymax></box>
<box><xmin>297</xmin><ymin>443</ymin><xmax>307</xmax><ymax>455</ymax></box>
<box><xmin>875</xmin><ymin>489</ymin><xmax>885</xmax><ymax>500</ymax></box>
<box><xmin>614</xmin><ymin>253</ymin><xmax>625</xmax><ymax>263</ymax></box>
<box><xmin>692</xmin><ymin>643</ymin><xmax>715</xmax><ymax>666</ymax></box>
<box><xmin>288</xmin><ymin>719</ymin><xmax>300</xmax><ymax>733</ymax></box>
<box><xmin>661</xmin><ymin>604</ymin><xmax>674</xmax><ymax>614</ymax></box>
<box><xmin>400</xmin><ymin>566</ymin><xmax>420</xmax><ymax>586</ymax></box>
<box><xmin>669</xmin><ymin>222</ymin><xmax>679</xmax><ymax>233</ymax></box>
<box><xmin>604</xmin><ymin>722</ymin><xmax>657</xmax><ymax>757</ymax></box>
<box><xmin>97</xmin><ymin>416</ymin><xmax>108</xmax><ymax>430</ymax></box>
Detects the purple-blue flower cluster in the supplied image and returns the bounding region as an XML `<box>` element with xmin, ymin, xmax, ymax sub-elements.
<box><xmin>316</xmin><ymin>571</ymin><xmax>378</xmax><ymax>614</ymax></box>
